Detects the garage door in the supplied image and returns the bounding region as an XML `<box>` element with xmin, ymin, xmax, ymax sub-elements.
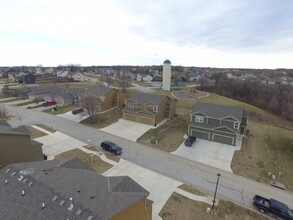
<box><xmin>124</xmin><ymin>114</ymin><xmax>137</xmax><ymax>122</ymax></box>
<box><xmin>213</xmin><ymin>134</ymin><xmax>234</xmax><ymax>145</ymax></box>
<box><xmin>190</xmin><ymin>130</ymin><xmax>209</xmax><ymax>139</ymax></box>
<box><xmin>138</xmin><ymin>117</ymin><xmax>153</xmax><ymax>125</ymax></box>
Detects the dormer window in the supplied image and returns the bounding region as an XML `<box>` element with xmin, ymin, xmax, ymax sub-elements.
<box><xmin>234</xmin><ymin>122</ymin><xmax>240</xmax><ymax>130</ymax></box>
<box><xmin>153</xmin><ymin>106</ymin><xmax>159</xmax><ymax>112</ymax></box>
<box><xmin>127</xmin><ymin>102</ymin><xmax>134</xmax><ymax>108</ymax></box>
<box><xmin>195</xmin><ymin>115</ymin><xmax>204</xmax><ymax>123</ymax></box>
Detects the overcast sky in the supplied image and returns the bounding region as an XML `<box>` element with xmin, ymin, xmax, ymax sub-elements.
<box><xmin>1</xmin><ymin>0</ymin><xmax>293</xmax><ymax>68</ymax></box>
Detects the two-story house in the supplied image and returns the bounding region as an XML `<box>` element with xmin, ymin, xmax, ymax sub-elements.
<box><xmin>188</xmin><ymin>103</ymin><xmax>249</xmax><ymax>146</ymax></box>
<box><xmin>123</xmin><ymin>93</ymin><xmax>177</xmax><ymax>126</ymax></box>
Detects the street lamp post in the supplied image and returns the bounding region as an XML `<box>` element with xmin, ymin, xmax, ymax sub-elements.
<box><xmin>212</xmin><ymin>173</ymin><xmax>221</xmax><ymax>210</ymax></box>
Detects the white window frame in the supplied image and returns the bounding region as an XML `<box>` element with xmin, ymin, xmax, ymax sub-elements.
<box><xmin>127</xmin><ymin>102</ymin><xmax>134</xmax><ymax>108</ymax></box>
<box><xmin>153</xmin><ymin>106</ymin><xmax>159</xmax><ymax>112</ymax></box>
<box><xmin>233</xmin><ymin>122</ymin><xmax>240</xmax><ymax>130</ymax></box>
<box><xmin>195</xmin><ymin>115</ymin><xmax>204</xmax><ymax>123</ymax></box>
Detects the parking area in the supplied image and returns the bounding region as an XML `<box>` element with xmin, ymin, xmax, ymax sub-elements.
<box><xmin>100</xmin><ymin>119</ymin><xmax>154</xmax><ymax>142</ymax></box>
<box><xmin>57</xmin><ymin>111</ymin><xmax>89</xmax><ymax>122</ymax></box>
<box><xmin>171</xmin><ymin>138</ymin><xmax>239</xmax><ymax>173</ymax></box>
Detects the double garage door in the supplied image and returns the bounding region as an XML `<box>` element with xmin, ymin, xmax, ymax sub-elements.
<box><xmin>190</xmin><ymin>129</ymin><xmax>234</xmax><ymax>145</ymax></box>
<box><xmin>124</xmin><ymin>114</ymin><xmax>153</xmax><ymax>125</ymax></box>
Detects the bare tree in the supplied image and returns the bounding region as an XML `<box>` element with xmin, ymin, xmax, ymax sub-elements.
<box><xmin>100</xmin><ymin>74</ymin><xmax>113</xmax><ymax>87</ymax></box>
<box><xmin>198</xmin><ymin>75</ymin><xmax>209</xmax><ymax>90</ymax></box>
<box><xmin>80</xmin><ymin>94</ymin><xmax>100</xmax><ymax>123</ymax></box>
<box><xmin>118</xmin><ymin>72</ymin><xmax>132</xmax><ymax>92</ymax></box>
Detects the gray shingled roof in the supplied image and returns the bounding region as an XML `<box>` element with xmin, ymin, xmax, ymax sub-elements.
<box><xmin>0</xmin><ymin>158</ymin><xmax>150</xmax><ymax>220</ymax></box>
<box><xmin>84</xmin><ymin>87</ymin><xmax>112</xmax><ymax>96</ymax></box>
<box><xmin>126</xmin><ymin>93</ymin><xmax>167</xmax><ymax>105</ymax></box>
<box><xmin>192</xmin><ymin>102</ymin><xmax>247</xmax><ymax>121</ymax></box>
<box><xmin>0</xmin><ymin>121</ymin><xmax>31</xmax><ymax>136</ymax></box>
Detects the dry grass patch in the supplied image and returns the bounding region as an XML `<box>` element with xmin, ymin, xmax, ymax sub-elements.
<box><xmin>54</xmin><ymin>149</ymin><xmax>113</xmax><ymax>174</ymax></box>
<box><xmin>160</xmin><ymin>192</ymin><xmax>269</xmax><ymax>220</ymax></box>
<box><xmin>26</xmin><ymin>126</ymin><xmax>48</xmax><ymax>139</ymax></box>
<box><xmin>86</xmin><ymin>146</ymin><xmax>120</xmax><ymax>163</ymax></box>
<box><xmin>178</xmin><ymin>184</ymin><xmax>207</xmax><ymax>196</ymax></box>
<box><xmin>232</xmin><ymin>120</ymin><xmax>293</xmax><ymax>190</ymax></box>
<box><xmin>35</xmin><ymin>124</ymin><xmax>56</xmax><ymax>133</ymax></box>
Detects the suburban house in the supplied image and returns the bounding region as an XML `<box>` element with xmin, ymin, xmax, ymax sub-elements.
<box><xmin>17</xmin><ymin>73</ymin><xmax>37</xmax><ymax>84</ymax></box>
<box><xmin>67</xmin><ymin>71</ymin><xmax>85</xmax><ymax>82</ymax></box>
<box><xmin>0</xmin><ymin>158</ymin><xmax>153</xmax><ymax>220</ymax></box>
<box><xmin>82</xmin><ymin>87</ymin><xmax>125</xmax><ymax>112</ymax></box>
<box><xmin>0</xmin><ymin>120</ymin><xmax>43</xmax><ymax>169</ymax></box>
<box><xmin>122</xmin><ymin>93</ymin><xmax>177</xmax><ymax>126</ymax></box>
<box><xmin>187</xmin><ymin>103</ymin><xmax>249</xmax><ymax>146</ymax></box>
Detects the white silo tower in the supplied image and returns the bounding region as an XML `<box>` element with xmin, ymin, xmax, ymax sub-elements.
<box><xmin>162</xmin><ymin>59</ymin><xmax>171</xmax><ymax>91</ymax></box>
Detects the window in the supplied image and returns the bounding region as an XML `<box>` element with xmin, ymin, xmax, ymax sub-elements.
<box><xmin>234</xmin><ymin>122</ymin><xmax>240</xmax><ymax>130</ymax></box>
<box><xmin>195</xmin><ymin>115</ymin><xmax>204</xmax><ymax>123</ymax></box>
<box><xmin>153</xmin><ymin>106</ymin><xmax>159</xmax><ymax>112</ymax></box>
<box><xmin>127</xmin><ymin>102</ymin><xmax>134</xmax><ymax>108</ymax></box>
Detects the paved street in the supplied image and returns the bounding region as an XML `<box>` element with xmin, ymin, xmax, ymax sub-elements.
<box><xmin>5</xmin><ymin>105</ymin><xmax>293</xmax><ymax>210</ymax></box>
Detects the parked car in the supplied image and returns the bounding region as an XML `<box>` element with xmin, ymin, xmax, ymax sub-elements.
<box><xmin>253</xmin><ymin>194</ymin><xmax>293</xmax><ymax>220</ymax></box>
<box><xmin>101</xmin><ymin>141</ymin><xmax>122</xmax><ymax>155</ymax></box>
<box><xmin>184</xmin><ymin>136</ymin><xmax>197</xmax><ymax>146</ymax></box>
<box><xmin>43</xmin><ymin>101</ymin><xmax>56</xmax><ymax>107</ymax></box>
<box><xmin>72</xmin><ymin>108</ymin><xmax>84</xmax><ymax>115</ymax></box>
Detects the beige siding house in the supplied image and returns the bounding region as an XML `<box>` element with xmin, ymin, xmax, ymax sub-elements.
<box><xmin>123</xmin><ymin>93</ymin><xmax>177</xmax><ymax>126</ymax></box>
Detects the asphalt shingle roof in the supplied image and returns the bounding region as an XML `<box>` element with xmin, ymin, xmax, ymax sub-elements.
<box><xmin>0</xmin><ymin>158</ymin><xmax>149</xmax><ymax>220</ymax></box>
<box><xmin>192</xmin><ymin>102</ymin><xmax>247</xmax><ymax>121</ymax></box>
<box><xmin>126</xmin><ymin>93</ymin><xmax>167</xmax><ymax>105</ymax></box>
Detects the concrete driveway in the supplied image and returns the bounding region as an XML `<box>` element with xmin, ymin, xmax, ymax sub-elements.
<box><xmin>57</xmin><ymin>111</ymin><xmax>89</xmax><ymax>122</ymax></box>
<box><xmin>100</xmin><ymin>119</ymin><xmax>154</xmax><ymax>141</ymax></box>
<box><xmin>171</xmin><ymin>138</ymin><xmax>238</xmax><ymax>173</ymax></box>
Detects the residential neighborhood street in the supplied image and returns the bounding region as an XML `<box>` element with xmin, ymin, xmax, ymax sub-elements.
<box><xmin>5</xmin><ymin>105</ymin><xmax>293</xmax><ymax>211</ymax></box>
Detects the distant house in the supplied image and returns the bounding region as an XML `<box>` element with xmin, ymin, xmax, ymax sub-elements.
<box><xmin>23</xmin><ymin>73</ymin><xmax>36</xmax><ymax>84</ymax></box>
<box><xmin>123</xmin><ymin>93</ymin><xmax>177</xmax><ymax>126</ymax></box>
<box><xmin>0</xmin><ymin>157</ymin><xmax>153</xmax><ymax>220</ymax></box>
<box><xmin>142</xmin><ymin>74</ymin><xmax>153</xmax><ymax>83</ymax></box>
<box><xmin>188</xmin><ymin>103</ymin><xmax>249</xmax><ymax>146</ymax></box>
<box><xmin>67</xmin><ymin>71</ymin><xmax>85</xmax><ymax>82</ymax></box>
<box><xmin>0</xmin><ymin>120</ymin><xmax>43</xmax><ymax>168</ymax></box>
<box><xmin>27</xmin><ymin>85</ymin><xmax>54</xmax><ymax>100</ymax></box>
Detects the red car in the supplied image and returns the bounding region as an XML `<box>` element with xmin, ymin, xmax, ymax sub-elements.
<box><xmin>43</xmin><ymin>101</ymin><xmax>56</xmax><ymax>107</ymax></box>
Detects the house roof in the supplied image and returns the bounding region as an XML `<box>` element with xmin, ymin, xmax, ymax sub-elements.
<box><xmin>126</xmin><ymin>93</ymin><xmax>167</xmax><ymax>105</ymax></box>
<box><xmin>0</xmin><ymin>120</ymin><xmax>30</xmax><ymax>136</ymax></box>
<box><xmin>84</xmin><ymin>87</ymin><xmax>112</xmax><ymax>96</ymax></box>
<box><xmin>0</xmin><ymin>158</ymin><xmax>149</xmax><ymax>220</ymax></box>
<box><xmin>192</xmin><ymin>102</ymin><xmax>247</xmax><ymax>121</ymax></box>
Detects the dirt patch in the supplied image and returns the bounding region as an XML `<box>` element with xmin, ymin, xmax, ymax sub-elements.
<box><xmin>173</xmin><ymin>90</ymin><xmax>208</xmax><ymax>100</ymax></box>
<box><xmin>54</xmin><ymin>149</ymin><xmax>113</xmax><ymax>174</ymax></box>
<box><xmin>35</xmin><ymin>124</ymin><xmax>56</xmax><ymax>133</ymax></box>
<box><xmin>159</xmin><ymin>192</ymin><xmax>270</xmax><ymax>220</ymax></box>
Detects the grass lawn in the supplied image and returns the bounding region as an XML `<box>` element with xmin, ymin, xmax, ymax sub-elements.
<box><xmin>42</xmin><ymin>104</ymin><xmax>81</xmax><ymax>114</ymax></box>
<box><xmin>160</xmin><ymin>193</ymin><xmax>270</xmax><ymax>220</ymax></box>
<box><xmin>0</xmin><ymin>93</ymin><xmax>9</xmax><ymax>99</ymax></box>
<box><xmin>80</xmin><ymin>108</ymin><xmax>122</xmax><ymax>129</ymax></box>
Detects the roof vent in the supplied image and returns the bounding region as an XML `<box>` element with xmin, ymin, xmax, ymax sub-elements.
<box><xmin>28</xmin><ymin>181</ymin><xmax>33</xmax><ymax>186</ymax></box>
<box><xmin>42</xmin><ymin>203</ymin><xmax>46</xmax><ymax>209</ymax></box>
<box><xmin>22</xmin><ymin>190</ymin><xmax>25</xmax><ymax>196</ymax></box>
<box><xmin>11</xmin><ymin>172</ymin><xmax>16</xmax><ymax>176</ymax></box>
<box><xmin>76</xmin><ymin>209</ymin><xmax>82</xmax><ymax>216</ymax></box>
<box><xmin>68</xmin><ymin>198</ymin><xmax>74</xmax><ymax>211</ymax></box>
<box><xmin>87</xmin><ymin>215</ymin><xmax>93</xmax><ymax>220</ymax></box>
<box><xmin>52</xmin><ymin>196</ymin><xmax>58</xmax><ymax>201</ymax></box>
<box><xmin>5</xmin><ymin>179</ymin><xmax>8</xmax><ymax>184</ymax></box>
<box><xmin>5</xmin><ymin>169</ymin><xmax>10</xmax><ymax>173</ymax></box>
<box><xmin>18</xmin><ymin>175</ymin><xmax>24</xmax><ymax>181</ymax></box>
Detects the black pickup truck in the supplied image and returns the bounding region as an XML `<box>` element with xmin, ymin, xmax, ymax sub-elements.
<box><xmin>253</xmin><ymin>195</ymin><xmax>293</xmax><ymax>220</ymax></box>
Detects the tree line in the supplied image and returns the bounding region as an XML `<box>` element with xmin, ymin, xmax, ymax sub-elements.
<box><xmin>199</xmin><ymin>74</ymin><xmax>293</xmax><ymax>121</ymax></box>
